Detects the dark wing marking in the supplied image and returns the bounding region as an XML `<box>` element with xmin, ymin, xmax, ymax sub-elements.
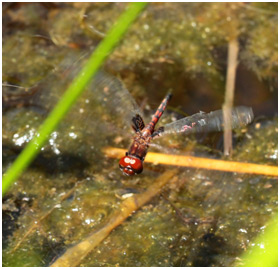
<box><xmin>132</xmin><ymin>114</ymin><xmax>145</xmax><ymax>132</ymax></box>
<box><xmin>159</xmin><ymin>106</ymin><xmax>254</xmax><ymax>136</ymax></box>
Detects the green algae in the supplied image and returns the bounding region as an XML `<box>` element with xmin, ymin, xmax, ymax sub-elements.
<box><xmin>3</xmin><ymin>3</ymin><xmax>277</xmax><ymax>267</ymax></box>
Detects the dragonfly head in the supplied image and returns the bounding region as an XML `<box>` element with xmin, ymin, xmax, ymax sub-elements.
<box><xmin>119</xmin><ymin>155</ymin><xmax>143</xmax><ymax>176</ymax></box>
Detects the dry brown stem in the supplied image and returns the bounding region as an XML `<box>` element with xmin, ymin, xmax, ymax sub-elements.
<box><xmin>102</xmin><ymin>147</ymin><xmax>278</xmax><ymax>177</ymax></box>
<box><xmin>50</xmin><ymin>169</ymin><xmax>177</xmax><ymax>267</ymax></box>
<box><xmin>10</xmin><ymin>184</ymin><xmax>78</xmax><ymax>253</ymax></box>
<box><xmin>223</xmin><ymin>38</ymin><xmax>239</xmax><ymax>156</ymax></box>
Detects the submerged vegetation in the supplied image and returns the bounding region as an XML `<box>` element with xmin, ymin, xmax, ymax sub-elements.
<box><xmin>2</xmin><ymin>3</ymin><xmax>277</xmax><ymax>266</ymax></box>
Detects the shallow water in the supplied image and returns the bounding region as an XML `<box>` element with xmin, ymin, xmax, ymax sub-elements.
<box><xmin>2</xmin><ymin>3</ymin><xmax>277</xmax><ymax>266</ymax></box>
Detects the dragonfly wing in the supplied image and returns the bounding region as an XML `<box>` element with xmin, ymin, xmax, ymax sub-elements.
<box><xmin>89</xmin><ymin>71</ymin><xmax>144</xmax><ymax>130</ymax></box>
<box><xmin>161</xmin><ymin>106</ymin><xmax>254</xmax><ymax>136</ymax></box>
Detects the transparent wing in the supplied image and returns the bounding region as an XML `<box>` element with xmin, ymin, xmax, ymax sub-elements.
<box><xmin>89</xmin><ymin>71</ymin><xmax>144</xmax><ymax>129</ymax></box>
<box><xmin>161</xmin><ymin>106</ymin><xmax>254</xmax><ymax>136</ymax></box>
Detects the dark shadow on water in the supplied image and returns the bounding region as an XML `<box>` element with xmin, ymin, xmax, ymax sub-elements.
<box><xmin>3</xmin><ymin>143</ymin><xmax>90</xmax><ymax>178</ymax></box>
<box><xmin>192</xmin><ymin>233</ymin><xmax>226</xmax><ymax>267</ymax></box>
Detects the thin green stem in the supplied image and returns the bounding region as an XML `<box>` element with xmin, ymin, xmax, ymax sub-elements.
<box><xmin>2</xmin><ymin>2</ymin><xmax>147</xmax><ymax>195</ymax></box>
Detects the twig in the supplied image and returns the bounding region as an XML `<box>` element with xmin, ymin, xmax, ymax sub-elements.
<box><xmin>162</xmin><ymin>194</ymin><xmax>214</xmax><ymax>225</ymax></box>
<box><xmin>223</xmin><ymin>38</ymin><xmax>239</xmax><ymax>156</ymax></box>
<box><xmin>10</xmin><ymin>184</ymin><xmax>78</xmax><ymax>253</ymax></box>
<box><xmin>50</xmin><ymin>169</ymin><xmax>177</xmax><ymax>267</ymax></box>
<box><xmin>102</xmin><ymin>147</ymin><xmax>278</xmax><ymax>177</ymax></box>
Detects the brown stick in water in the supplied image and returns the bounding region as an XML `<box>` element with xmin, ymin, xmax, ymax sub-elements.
<box><xmin>50</xmin><ymin>169</ymin><xmax>177</xmax><ymax>267</ymax></box>
<box><xmin>102</xmin><ymin>147</ymin><xmax>278</xmax><ymax>177</ymax></box>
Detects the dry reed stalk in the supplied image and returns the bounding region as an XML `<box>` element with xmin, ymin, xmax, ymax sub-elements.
<box><xmin>102</xmin><ymin>147</ymin><xmax>278</xmax><ymax>177</ymax></box>
<box><xmin>50</xmin><ymin>169</ymin><xmax>177</xmax><ymax>267</ymax></box>
<box><xmin>223</xmin><ymin>38</ymin><xmax>239</xmax><ymax>156</ymax></box>
<box><xmin>10</xmin><ymin>185</ymin><xmax>78</xmax><ymax>253</ymax></box>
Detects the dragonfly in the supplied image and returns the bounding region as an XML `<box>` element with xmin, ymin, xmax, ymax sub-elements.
<box><xmin>92</xmin><ymin>71</ymin><xmax>254</xmax><ymax>176</ymax></box>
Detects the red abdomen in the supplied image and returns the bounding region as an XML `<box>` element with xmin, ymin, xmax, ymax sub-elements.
<box><xmin>145</xmin><ymin>92</ymin><xmax>172</xmax><ymax>134</ymax></box>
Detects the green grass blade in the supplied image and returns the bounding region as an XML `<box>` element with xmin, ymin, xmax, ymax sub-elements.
<box><xmin>2</xmin><ymin>2</ymin><xmax>147</xmax><ymax>195</ymax></box>
<box><xmin>238</xmin><ymin>213</ymin><xmax>278</xmax><ymax>267</ymax></box>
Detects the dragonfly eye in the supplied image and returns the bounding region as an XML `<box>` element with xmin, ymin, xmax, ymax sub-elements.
<box><xmin>119</xmin><ymin>156</ymin><xmax>143</xmax><ymax>176</ymax></box>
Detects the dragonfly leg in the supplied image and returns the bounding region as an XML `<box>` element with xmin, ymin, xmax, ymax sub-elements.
<box><xmin>132</xmin><ymin>114</ymin><xmax>145</xmax><ymax>132</ymax></box>
<box><xmin>151</xmin><ymin>126</ymin><xmax>165</xmax><ymax>138</ymax></box>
